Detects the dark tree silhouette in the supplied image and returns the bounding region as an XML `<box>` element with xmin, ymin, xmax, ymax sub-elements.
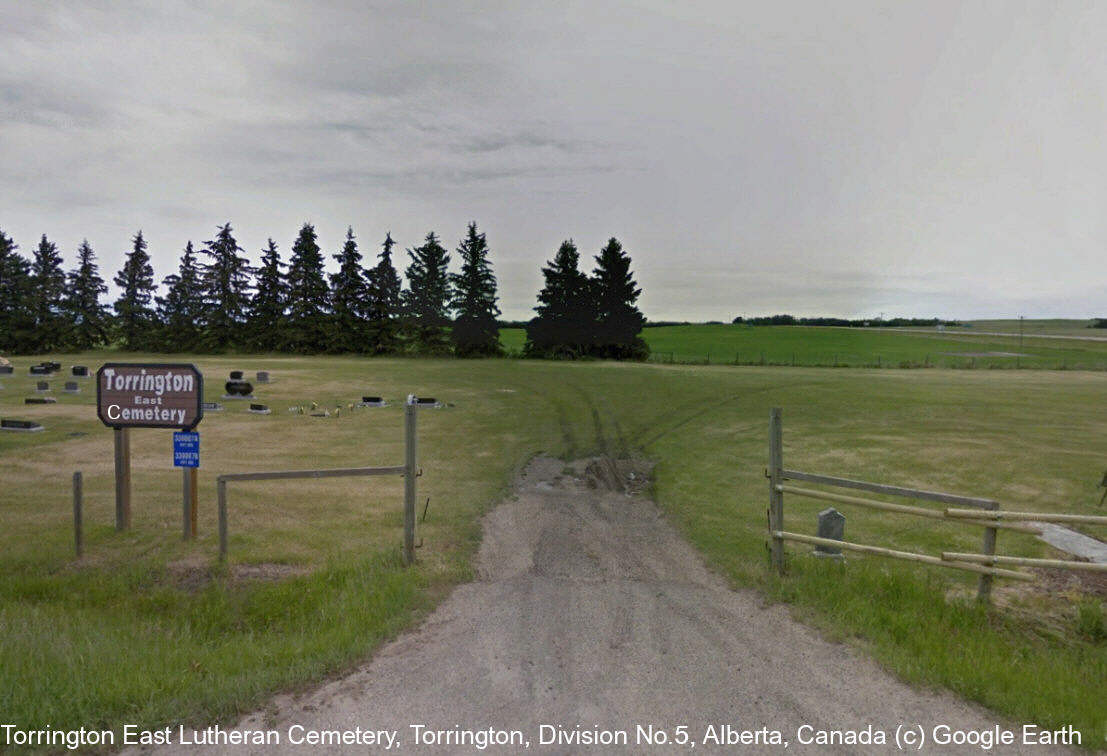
<box><xmin>63</xmin><ymin>240</ymin><xmax>110</xmax><ymax>351</ymax></box>
<box><xmin>200</xmin><ymin>223</ymin><xmax>253</xmax><ymax>352</ymax></box>
<box><xmin>156</xmin><ymin>241</ymin><xmax>205</xmax><ymax>352</ymax></box>
<box><xmin>28</xmin><ymin>234</ymin><xmax>68</xmax><ymax>352</ymax></box>
<box><xmin>401</xmin><ymin>231</ymin><xmax>452</xmax><ymax>353</ymax></box>
<box><xmin>247</xmin><ymin>238</ymin><xmax>288</xmax><ymax>352</ymax></box>
<box><xmin>0</xmin><ymin>229</ymin><xmax>34</xmax><ymax>353</ymax></box>
<box><xmin>590</xmin><ymin>237</ymin><xmax>647</xmax><ymax>359</ymax></box>
<box><xmin>113</xmin><ymin>230</ymin><xmax>157</xmax><ymax>351</ymax></box>
<box><xmin>329</xmin><ymin>227</ymin><xmax>368</xmax><ymax>353</ymax></box>
<box><xmin>449</xmin><ymin>222</ymin><xmax>502</xmax><ymax>357</ymax></box>
<box><xmin>285</xmin><ymin>222</ymin><xmax>331</xmax><ymax>351</ymax></box>
<box><xmin>364</xmin><ymin>232</ymin><xmax>403</xmax><ymax>354</ymax></box>
<box><xmin>525</xmin><ymin>239</ymin><xmax>593</xmax><ymax>358</ymax></box>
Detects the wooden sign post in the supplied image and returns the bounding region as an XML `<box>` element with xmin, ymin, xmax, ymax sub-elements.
<box><xmin>97</xmin><ymin>363</ymin><xmax>204</xmax><ymax>531</ymax></box>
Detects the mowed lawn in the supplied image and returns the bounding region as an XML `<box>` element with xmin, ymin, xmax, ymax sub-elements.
<box><xmin>2</xmin><ymin>354</ymin><xmax>1106</xmax><ymax>745</ymax></box>
<box><xmin>501</xmin><ymin>323</ymin><xmax>1107</xmax><ymax>370</ymax></box>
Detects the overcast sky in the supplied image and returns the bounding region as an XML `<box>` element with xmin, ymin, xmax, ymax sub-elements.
<box><xmin>3</xmin><ymin>1</ymin><xmax>1105</xmax><ymax>320</ymax></box>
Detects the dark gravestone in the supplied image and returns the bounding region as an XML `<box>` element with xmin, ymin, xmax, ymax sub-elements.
<box><xmin>229</xmin><ymin>370</ymin><xmax>244</xmax><ymax>380</ymax></box>
<box><xmin>25</xmin><ymin>397</ymin><xmax>57</xmax><ymax>404</ymax></box>
<box><xmin>44</xmin><ymin>361</ymin><xmax>61</xmax><ymax>371</ymax></box>
<box><xmin>0</xmin><ymin>365</ymin><xmax>13</xmax><ymax>375</ymax></box>
<box><xmin>362</xmin><ymin>396</ymin><xmax>382</xmax><ymax>403</ymax></box>
<box><xmin>223</xmin><ymin>380</ymin><xmax>254</xmax><ymax>399</ymax></box>
<box><xmin>256</xmin><ymin>371</ymin><xmax>270</xmax><ymax>383</ymax></box>
<box><xmin>201</xmin><ymin>401</ymin><xmax>224</xmax><ymax>412</ymax></box>
<box><xmin>64</xmin><ymin>381</ymin><xmax>80</xmax><ymax>393</ymax></box>
<box><xmin>29</xmin><ymin>365</ymin><xmax>51</xmax><ymax>376</ymax></box>
<box><xmin>814</xmin><ymin>507</ymin><xmax>846</xmax><ymax>559</ymax></box>
<box><xmin>72</xmin><ymin>365</ymin><xmax>89</xmax><ymax>377</ymax></box>
<box><xmin>1</xmin><ymin>418</ymin><xmax>44</xmax><ymax>432</ymax></box>
<box><xmin>35</xmin><ymin>381</ymin><xmax>50</xmax><ymax>392</ymax></box>
<box><xmin>248</xmin><ymin>403</ymin><xmax>270</xmax><ymax>414</ymax></box>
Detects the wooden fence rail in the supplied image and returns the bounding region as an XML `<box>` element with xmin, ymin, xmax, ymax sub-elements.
<box><xmin>941</xmin><ymin>552</ymin><xmax>1107</xmax><ymax>572</ymax></box>
<box><xmin>945</xmin><ymin>509</ymin><xmax>1107</xmax><ymax>526</ymax></box>
<box><xmin>777</xmin><ymin>485</ymin><xmax>1041</xmax><ymax>534</ymax></box>
<box><xmin>775</xmin><ymin>532</ymin><xmax>1034</xmax><ymax>582</ymax></box>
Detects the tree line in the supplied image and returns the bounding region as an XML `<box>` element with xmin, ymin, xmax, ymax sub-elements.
<box><xmin>0</xmin><ymin>222</ymin><xmax>646</xmax><ymax>359</ymax></box>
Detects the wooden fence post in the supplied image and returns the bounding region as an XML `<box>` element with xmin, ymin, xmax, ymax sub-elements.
<box><xmin>217</xmin><ymin>478</ymin><xmax>228</xmax><ymax>562</ymax></box>
<box><xmin>182</xmin><ymin>468</ymin><xmax>191</xmax><ymax>540</ymax></box>
<box><xmin>114</xmin><ymin>427</ymin><xmax>131</xmax><ymax>530</ymax></box>
<box><xmin>403</xmin><ymin>396</ymin><xmax>418</xmax><ymax>566</ymax></box>
<box><xmin>977</xmin><ymin>501</ymin><xmax>999</xmax><ymax>603</ymax></box>
<box><xmin>73</xmin><ymin>471</ymin><xmax>83</xmax><ymax>558</ymax></box>
<box><xmin>768</xmin><ymin>408</ymin><xmax>785</xmax><ymax>574</ymax></box>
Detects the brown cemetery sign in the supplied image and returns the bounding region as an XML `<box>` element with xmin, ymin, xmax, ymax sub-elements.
<box><xmin>97</xmin><ymin>363</ymin><xmax>204</xmax><ymax>430</ymax></box>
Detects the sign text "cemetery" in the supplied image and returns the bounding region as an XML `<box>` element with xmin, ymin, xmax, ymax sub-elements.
<box><xmin>97</xmin><ymin>363</ymin><xmax>204</xmax><ymax>430</ymax></box>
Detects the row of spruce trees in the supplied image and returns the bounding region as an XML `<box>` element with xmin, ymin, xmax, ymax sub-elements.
<box><xmin>0</xmin><ymin>222</ymin><xmax>647</xmax><ymax>359</ymax></box>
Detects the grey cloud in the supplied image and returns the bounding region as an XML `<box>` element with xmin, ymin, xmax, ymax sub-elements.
<box><xmin>2</xmin><ymin>1</ymin><xmax>1106</xmax><ymax>320</ymax></box>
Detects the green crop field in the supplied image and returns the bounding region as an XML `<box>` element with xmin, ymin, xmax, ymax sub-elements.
<box><xmin>2</xmin><ymin>354</ymin><xmax>1106</xmax><ymax>746</ymax></box>
<box><xmin>501</xmin><ymin>323</ymin><xmax>1107</xmax><ymax>370</ymax></box>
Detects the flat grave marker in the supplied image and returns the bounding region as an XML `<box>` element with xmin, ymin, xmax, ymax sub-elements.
<box><xmin>248</xmin><ymin>403</ymin><xmax>271</xmax><ymax>415</ymax></box>
<box><xmin>201</xmin><ymin>401</ymin><xmax>224</xmax><ymax>412</ymax></box>
<box><xmin>358</xmin><ymin>396</ymin><xmax>387</xmax><ymax>407</ymax></box>
<box><xmin>25</xmin><ymin>397</ymin><xmax>57</xmax><ymax>404</ymax></box>
<box><xmin>256</xmin><ymin>370</ymin><xmax>270</xmax><ymax>383</ymax></box>
<box><xmin>64</xmin><ymin>381</ymin><xmax>80</xmax><ymax>394</ymax></box>
<box><xmin>1</xmin><ymin>418</ymin><xmax>44</xmax><ymax>432</ymax></box>
<box><xmin>35</xmin><ymin>381</ymin><xmax>50</xmax><ymax>393</ymax></box>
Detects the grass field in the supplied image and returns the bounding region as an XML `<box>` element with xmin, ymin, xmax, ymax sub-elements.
<box><xmin>2</xmin><ymin>354</ymin><xmax>1107</xmax><ymax>747</ymax></box>
<box><xmin>501</xmin><ymin>323</ymin><xmax>1107</xmax><ymax>370</ymax></box>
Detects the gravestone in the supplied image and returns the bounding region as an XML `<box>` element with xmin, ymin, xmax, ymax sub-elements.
<box><xmin>25</xmin><ymin>397</ymin><xmax>57</xmax><ymax>404</ymax></box>
<box><xmin>35</xmin><ymin>381</ymin><xmax>50</xmax><ymax>393</ymax></box>
<box><xmin>1</xmin><ymin>418</ymin><xmax>44</xmax><ymax>432</ymax></box>
<box><xmin>71</xmin><ymin>365</ymin><xmax>89</xmax><ymax>377</ymax></box>
<box><xmin>813</xmin><ymin>507</ymin><xmax>846</xmax><ymax>560</ymax></box>
<box><xmin>43</xmin><ymin>361</ymin><xmax>61</xmax><ymax>371</ymax></box>
<box><xmin>222</xmin><ymin>380</ymin><xmax>254</xmax><ymax>399</ymax></box>
<box><xmin>0</xmin><ymin>365</ymin><xmax>13</xmax><ymax>375</ymax></box>
<box><xmin>358</xmin><ymin>396</ymin><xmax>386</xmax><ymax>407</ymax></box>
<box><xmin>415</xmin><ymin>397</ymin><xmax>442</xmax><ymax>408</ymax></box>
<box><xmin>63</xmin><ymin>381</ymin><xmax>80</xmax><ymax>394</ymax></box>
<box><xmin>200</xmin><ymin>401</ymin><xmax>224</xmax><ymax>412</ymax></box>
<box><xmin>248</xmin><ymin>403</ymin><xmax>271</xmax><ymax>415</ymax></box>
<box><xmin>256</xmin><ymin>371</ymin><xmax>270</xmax><ymax>383</ymax></box>
<box><xmin>29</xmin><ymin>365</ymin><xmax>51</xmax><ymax>376</ymax></box>
<box><xmin>229</xmin><ymin>370</ymin><xmax>244</xmax><ymax>380</ymax></box>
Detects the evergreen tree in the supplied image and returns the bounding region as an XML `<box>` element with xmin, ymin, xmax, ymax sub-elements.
<box><xmin>449</xmin><ymin>222</ymin><xmax>502</xmax><ymax>357</ymax></box>
<box><xmin>329</xmin><ymin>227</ymin><xmax>367</xmax><ymax>352</ymax></box>
<box><xmin>524</xmin><ymin>239</ymin><xmax>593</xmax><ymax>358</ymax></box>
<box><xmin>285</xmin><ymin>222</ymin><xmax>331</xmax><ymax>352</ymax></box>
<box><xmin>0</xmin><ymin>230</ymin><xmax>34</xmax><ymax>353</ymax></box>
<box><xmin>199</xmin><ymin>223</ymin><xmax>253</xmax><ymax>352</ymax></box>
<box><xmin>113</xmin><ymin>230</ymin><xmax>157</xmax><ymax>351</ymax></box>
<box><xmin>28</xmin><ymin>234</ymin><xmax>68</xmax><ymax>352</ymax></box>
<box><xmin>590</xmin><ymin>237</ymin><xmax>647</xmax><ymax>359</ymax></box>
<box><xmin>63</xmin><ymin>240</ymin><xmax>110</xmax><ymax>351</ymax></box>
<box><xmin>401</xmin><ymin>231</ymin><xmax>452</xmax><ymax>354</ymax></box>
<box><xmin>364</xmin><ymin>232</ymin><xmax>403</xmax><ymax>354</ymax></box>
<box><xmin>247</xmin><ymin>238</ymin><xmax>288</xmax><ymax>352</ymax></box>
<box><xmin>156</xmin><ymin>241</ymin><xmax>205</xmax><ymax>352</ymax></box>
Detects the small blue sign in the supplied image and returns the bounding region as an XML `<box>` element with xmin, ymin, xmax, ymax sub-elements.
<box><xmin>173</xmin><ymin>431</ymin><xmax>200</xmax><ymax>468</ymax></box>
